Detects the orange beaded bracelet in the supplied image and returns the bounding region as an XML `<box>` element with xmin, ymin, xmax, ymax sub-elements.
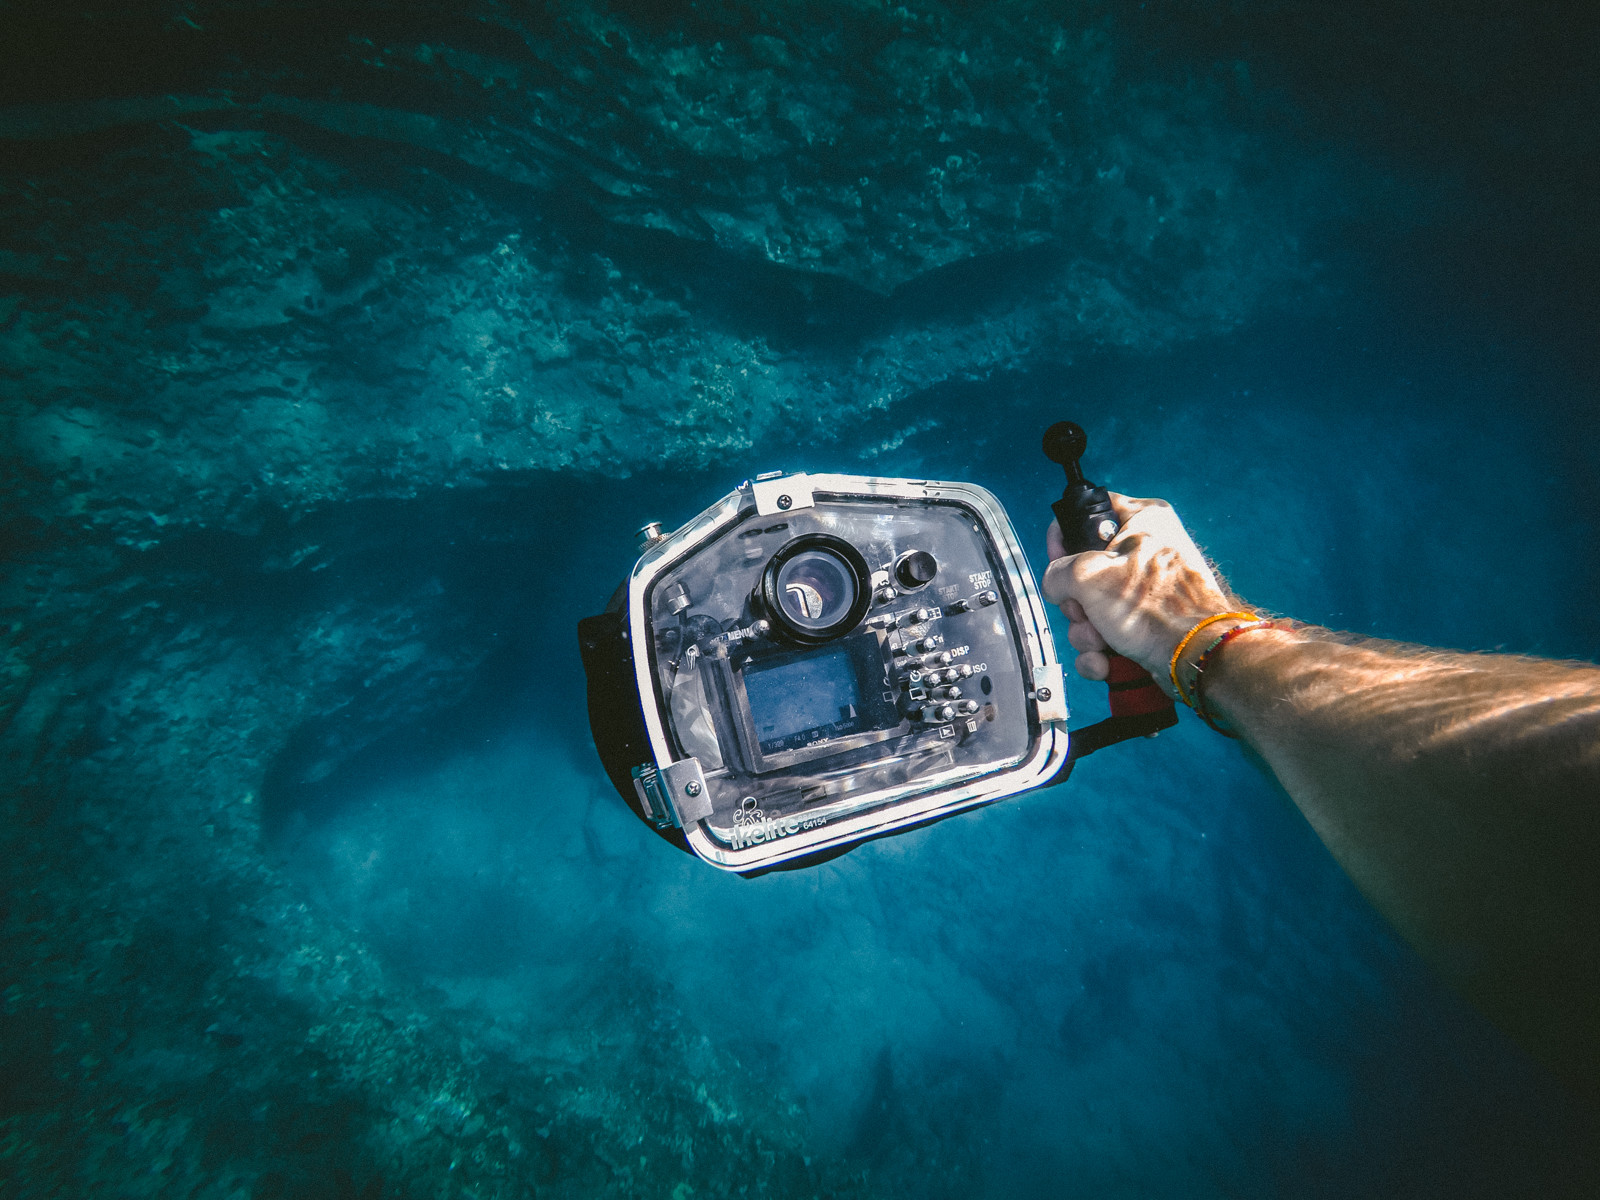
<box><xmin>1168</xmin><ymin>611</ymin><xmax>1260</xmax><ymax>707</ymax></box>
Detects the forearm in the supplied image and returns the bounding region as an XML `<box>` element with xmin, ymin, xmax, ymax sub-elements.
<box><xmin>1203</xmin><ymin>625</ymin><xmax>1600</xmax><ymax>1090</ymax></box>
<box><xmin>1044</xmin><ymin>492</ymin><xmax>1600</xmax><ymax>1094</ymax></box>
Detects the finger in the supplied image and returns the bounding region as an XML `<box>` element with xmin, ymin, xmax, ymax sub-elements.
<box><xmin>1042</xmin><ymin>547</ymin><xmax>1114</xmax><ymax>607</ymax></box>
<box><xmin>1067</xmin><ymin>619</ymin><xmax>1108</xmax><ymax>653</ymax></box>
<box><xmin>1074</xmin><ymin>649</ymin><xmax>1110</xmax><ymax>681</ymax></box>
<box><xmin>1106</xmin><ymin>491</ymin><xmax>1172</xmax><ymax>525</ymax></box>
<box><xmin>1045</xmin><ymin>519</ymin><xmax>1066</xmax><ymax>561</ymax></box>
<box><xmin>1040</xmin><ymin>555</ymin><xmax>1074</xmax><ymax>605</ymax></box>
<box><xmin>1063</xmin><ymin>597</ymin><xmax>1087</xmax><ymax>623</ymax></box>
<box><xmin>1104</xmin><ymin>527</ymin><xmax>1147</xmax><ymax>557</ymax></box>
<box><xmin>1041</xmin><ymin>550</ymin><xmax>1101</xmax><ymax>605</ymax></box>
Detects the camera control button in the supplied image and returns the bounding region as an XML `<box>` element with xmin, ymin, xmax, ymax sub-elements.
<box><xmin>895</xmin><ymin>551</ymin><xmax>938</xmax><ymax>589</ymax></box>
<box><xmin>975</xmin><ymin>590</ymin><xmax>999</xmax><ymax>607</ymax></box>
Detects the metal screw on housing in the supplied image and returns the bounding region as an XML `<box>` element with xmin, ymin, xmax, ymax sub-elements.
<box><xmin>776</xmin><ymin>494</ymin><xmax>793</xmax><ymax>510</ymax></box>
<box><xmin>1036</xmin><ymin>687</ymin><xmax>1053</xmax><ymax>702</ymax></box>
<box><xmin>685</xmin><ymin>780</ymin><xmax>703</xmax><ymax>797</ymax></box>
<box><xmin>637</xmin><ymin>521</ymin><xmax>666</xmax><ymax>550</ymax></box>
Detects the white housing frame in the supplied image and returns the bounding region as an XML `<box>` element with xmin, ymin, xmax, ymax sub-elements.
<box><xmin>626</xmin><ymin>472</ymin><xmax>1071</xmax><ymax>871</ymax></box>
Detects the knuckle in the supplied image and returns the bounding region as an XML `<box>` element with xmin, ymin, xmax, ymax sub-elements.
<box><xmin>1073</xmin><ymin>550</ymin><xmax>1116</xmax><ymax>581</ymax></box>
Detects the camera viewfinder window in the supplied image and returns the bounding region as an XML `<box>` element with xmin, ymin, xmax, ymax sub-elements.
<box><xmin>743</xmin><ymin>646</ymin><xmax>865</xmax><ymax>751</ymax></box>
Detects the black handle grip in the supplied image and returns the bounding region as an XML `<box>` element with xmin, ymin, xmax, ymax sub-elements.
<box><xmin>1043</xmin><ymin>421</ymin><xmax>1120</xmax><ymax>556</ymax></box>
<box><xmin>1043</xmin><ymin>421</ymin><xmax>1178</xmax><ymax>765</ymax></box>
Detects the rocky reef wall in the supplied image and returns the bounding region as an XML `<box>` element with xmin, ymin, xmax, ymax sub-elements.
<box><xmin>1</xmin><ymin>0</ymin><xmax>1328</xmax><ymax>548</ymax></box>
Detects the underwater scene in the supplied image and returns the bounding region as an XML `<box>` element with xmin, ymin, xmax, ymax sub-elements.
<box><xmin>3</xmin><ymin>1</ymin><xmax>1599</xmax><ymax>1196</ymax></box>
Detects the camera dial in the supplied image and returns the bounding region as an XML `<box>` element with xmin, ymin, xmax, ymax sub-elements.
<box><xmin>757</xmin><ymin>533</ymin><xmax>872</xmax><ymax>646</ymax></box>
<box><xmin>894</xmin><ymin>550</ymin><xmax>938</xmax><ymax>590</ymax></box>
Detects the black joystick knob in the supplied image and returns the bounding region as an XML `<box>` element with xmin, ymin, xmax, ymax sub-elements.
<box><xmin>895</xmin><ymin>550</ymin><xmax>938</xmax><ymax>589</ymax></box>
<box><xmin>1041</xmin><ymin>421</ymin><xmax>1088</xmax><ymax>474</ymax></box>
<box><xmin>1042</xmin><ymin>421</ymin><xmax>1119</xmax><ymax>554</ymax></box>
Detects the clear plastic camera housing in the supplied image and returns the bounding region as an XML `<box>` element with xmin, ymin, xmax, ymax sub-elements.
<box><xmin>626</xmin><ymin>473</ymin><xmax>1070</xmax><ymax>871</ymax></box>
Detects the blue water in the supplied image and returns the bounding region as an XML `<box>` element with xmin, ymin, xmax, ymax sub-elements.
<box><xmin>6</xmin><ymin>2</ymin><xmax>1600</xmax><ymax>1195</ymax></box>
<box><xmin>275</xmin><ymin>303</ymin><xmax>1600</xmax><ymax>1195</ymax></box>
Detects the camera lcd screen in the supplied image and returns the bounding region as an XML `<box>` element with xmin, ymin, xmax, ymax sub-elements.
<box><xmin>743</xmin><ymin>645</ymin><xmax>864</xmax><ymax>749</ymax></box>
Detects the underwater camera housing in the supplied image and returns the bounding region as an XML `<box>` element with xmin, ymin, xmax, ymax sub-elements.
<box><xmin>579</xmin><ymin>471</ymin><xmax>1070</xmax><ymax>874</ymax></box>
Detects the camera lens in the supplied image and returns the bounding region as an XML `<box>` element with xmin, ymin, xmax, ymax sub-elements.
<box><xmin>758</xmin><ymin>534</ymin><xmax>872</xmax><ymax>645</ymax></box>
<box><xmin>778</xmin><ymin>552</ymin><xmax>854</xmax><ymax>626</ymax></box>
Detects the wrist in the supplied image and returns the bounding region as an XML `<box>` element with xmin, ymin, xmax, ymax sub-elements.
<box><xmin>1188</xmin><ymin>620</ymin><xmax>1307</xmax><ymax>734</ymax></box>
<box><xmin>1167</xmin><ymin>611</ymin><xmax>1263</xmax><ymax>706</ymax></box>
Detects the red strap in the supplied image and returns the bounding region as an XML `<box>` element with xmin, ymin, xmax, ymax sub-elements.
<box><xmin>1105</xmin><ymin>652</ymin><xmax>1172</xmax><ymax>717</ymax></box>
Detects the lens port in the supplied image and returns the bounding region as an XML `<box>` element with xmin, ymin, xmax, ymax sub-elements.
<box><xmin>757</xmin><ymin>534</ymin><xmax>872</xmax><ymax>645</ymax></box>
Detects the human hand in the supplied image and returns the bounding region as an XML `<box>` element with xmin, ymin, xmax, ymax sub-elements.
<box><xmin>1042</xmin><ymin>494</ymin><xmax>1239</xmax><ymax>696</ymax></box>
